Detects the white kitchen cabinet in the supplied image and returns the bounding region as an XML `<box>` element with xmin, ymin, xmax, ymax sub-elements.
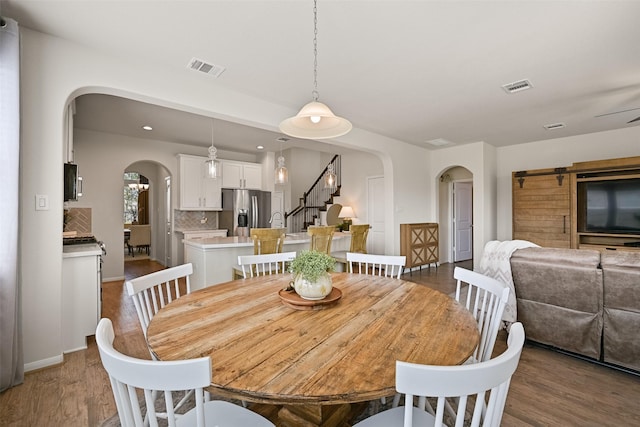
<box><xmin>62</xmin><ymin>244</ymin><xmax>101</xmax><ymax>353</ymax></box>
<box><xmin>221</xmin><ymin>160</ymin><xmax>262</xmax><ymax>190</ymax></box>
<box><xmin>178</xmin><ymin>154</ymin><xmax>222</xmax><ymax>210</ymax></box>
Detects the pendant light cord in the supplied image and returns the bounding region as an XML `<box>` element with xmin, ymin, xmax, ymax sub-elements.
<box><xmin>312</xmin><ymin>0</ymin><xmax>319</xmax><ymax>102</ymax></box>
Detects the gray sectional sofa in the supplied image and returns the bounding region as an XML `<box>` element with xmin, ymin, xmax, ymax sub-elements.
<box><xmin>510</xmin><ymin>247</ymin><xmax>640</xmax><ymax>372</ymax></box>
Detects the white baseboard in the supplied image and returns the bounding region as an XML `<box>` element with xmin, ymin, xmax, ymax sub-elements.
<box><xmin>24</xmin><ymin>354</ymin><xmax>64</xmax><ymax>372</ymax></box>
<box><xmin>103</xmin><ymin>275</ymin><xmax>125</xmax><ymax>282</ymax></box>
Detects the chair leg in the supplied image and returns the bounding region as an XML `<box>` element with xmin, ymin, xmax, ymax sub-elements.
<box><xmin>392</xmin><ymin>392</ymin><xmax>401</xmax><ymax>407</ymax></box>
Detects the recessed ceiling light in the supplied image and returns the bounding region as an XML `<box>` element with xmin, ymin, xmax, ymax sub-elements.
<box><xmin>142</xmin><ymin>125</ymin><xmax>153</xmax><ymax>131</ymax></box>
<box><xmin>256</xmin><ymin>145</ymin><xmax>264</xmax><ymax>150</ymax></box>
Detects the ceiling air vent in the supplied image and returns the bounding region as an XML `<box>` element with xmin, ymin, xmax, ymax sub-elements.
<box><xmin>425</xmin><ymin>138</ymin><xmax>453</xmax><ymax>147</ymax></box>
<box><xmin>543</xmin><ymin>122</ymin><xmax>566</xmax><ymax>130</ymax></box>
<box><xmin>187</xmin><ymin>57</ymin><xmax>226</xmax><ymax>78</ymax></box>
<box><xmin>502</xmin><ymin>79</ymin><xmax>533</xmax><ymax>94</ymax></box>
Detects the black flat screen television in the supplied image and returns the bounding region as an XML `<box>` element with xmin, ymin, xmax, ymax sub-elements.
<box><xmin>580</xmin><ymin>178</ymin><xmax>640</xmax><ymax>234</ymax></box>
<box><xmin>64</xmin><ymin>163</ymin><xmax>78</xmax><ymax>201</ymax></box>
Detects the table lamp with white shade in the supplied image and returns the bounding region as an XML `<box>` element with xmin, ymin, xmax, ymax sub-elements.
<box><xmin>338</xmin><ymin>206</ymin><xmax>356</xmax><ymax>231</ymax></box>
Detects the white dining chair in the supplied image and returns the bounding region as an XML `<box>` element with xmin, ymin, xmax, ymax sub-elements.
<box><xmin>125</xmin><ymin>263</ymin><xmax>193</xmax><ymax>341</ymax></box>
<box><xmin>354</xmin><ymin>322</ymin><xmax>526</xmax><ymax>427</ymax></box>
<box><xmin>347</xmin><ymin>252</ymin><xmax>406</xmax><ymax>279</ymax></box>
<box><xmin>347</xmin><ymin>252</ymin><xmax>406</xmax><ymax>405</ymax></box>
<box><xmin>453</xmin><ymin>266</ymin><xmax>510</xmax><ymax>364</ymax></box>
<box><xmin>96</xmin><ymin>318</ymin><xmax>275</xmax><ymax>427</ymax></box>
<box><xmin>237</xmin><ymin>251</ymin><xmax>297</xmax><ymax>278</ymax></box>
<box><xmin>391</xmin><ymin>266</ymin><xmax>511</xmax><ymax>409</ymax></box>
<box><xmin>125</xmin><ymin>263</ymin><xmax>197</xmax><ymax>416</ymax></box>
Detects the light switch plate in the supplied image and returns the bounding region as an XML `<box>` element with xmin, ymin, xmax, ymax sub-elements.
<box><xmin>35</xmin><ymin>194</ymin><xmax>49</xmax><ymax>211</ymax></box>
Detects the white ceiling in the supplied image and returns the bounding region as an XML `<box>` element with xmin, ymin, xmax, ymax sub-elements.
<box><xmin>3</xmin><ymin>0</ymin><xmax>640</xmax><ymax>153</ymax></box>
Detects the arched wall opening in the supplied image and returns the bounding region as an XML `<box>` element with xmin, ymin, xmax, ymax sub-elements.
<box><xmin>436</xmin><ymin>165</ymin><xmax>473</xmax><ymax>264</ymax></box>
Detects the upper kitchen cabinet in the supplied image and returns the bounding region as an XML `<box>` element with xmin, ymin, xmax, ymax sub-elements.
<box><xmin>178</xmin><ymin>154</ymin><xmax>222</xmax><ymax>210</ymax></box>
<box><xmin>221</xmin><ymin>160</ymin><xmax>262</xmax><ymax>190</ymax></box>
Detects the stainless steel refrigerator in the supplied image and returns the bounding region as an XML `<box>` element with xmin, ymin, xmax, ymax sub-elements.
<box><xmin>219</xmin><ymin>189</ymin><xmax>271</xmax><ymax>236</ymax></box>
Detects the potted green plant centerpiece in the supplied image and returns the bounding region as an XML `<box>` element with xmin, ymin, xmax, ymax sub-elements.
<box><xmin>289</xmin><ymin>250</ymin><xmax>335</xmax><ymax>300</ymax></box>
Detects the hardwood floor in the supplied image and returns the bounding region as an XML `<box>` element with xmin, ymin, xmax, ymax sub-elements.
<box><xmin>1</xmin><ymin>260</ymin><xmax>639</xmax><ymax>426</ymax></box>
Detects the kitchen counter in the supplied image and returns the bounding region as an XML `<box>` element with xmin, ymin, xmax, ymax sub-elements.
<box><xmin>183</xmin><ymin>232</ymin><xmax>318</xmax><ymax>250</ymax></box>
<box><xmin>62</xmin><ymin>242</ymin><xmax>102</xmax><ymax>352</ymax></box>
<box><xmin>62</xmin><ymin>243</ymin><xmax>102</xmax><ymax>258</ymax></box>
<box><xmin>175</xmin><ymin>229</ymin><xmax>228</xmax><ymax>264</ymax></box>
<box><xmin>174</xmin><ymin>228</ymin><xmax>227</xmax><ymax>234</ymax></box>
<box><xmin>184</xmin><ymin>232</ymin><xmax>351</xmax><ymax>289</ymax></box>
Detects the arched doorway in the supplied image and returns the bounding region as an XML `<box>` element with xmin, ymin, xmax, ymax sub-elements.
<box><xmin>124</xmin><ymin>172</ymin><xmax>151</xmax><ymax>261</ymax></box>
<box><xmin>438</xmin><ymin>166</ymin><xmax>473</xmax><ymax>264</ymax></box>
<box><xmin>123</xmin><ymin>161</ymin><xmax>172</xmax><ymax>267</ymax></box>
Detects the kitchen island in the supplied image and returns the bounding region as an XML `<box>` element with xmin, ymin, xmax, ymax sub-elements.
<box><xmin>184</xmin><ymin>232</ymin><xmax>351</xmax><ymax>289</ymax></box>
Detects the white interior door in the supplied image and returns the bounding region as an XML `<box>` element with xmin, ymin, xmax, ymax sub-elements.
<box><xmin>453</xmin><ymin>181</ymin><xmax>473</xmax><ymax>262</ymax></box>
<box><xmin>271</xmin><ymin>191</ymin><xmax>285</xmax><ymax>228</ymax></box>
<box><xmin>367</xmin><ymin>176</ymin><xmax>385</xmax><ymax>254</ymax></box>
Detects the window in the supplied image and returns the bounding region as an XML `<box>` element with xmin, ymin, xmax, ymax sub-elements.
<box><xmin>124</xmin><ymin>172</ymin><xmax>142</xmax><ymax>223</ymax></box>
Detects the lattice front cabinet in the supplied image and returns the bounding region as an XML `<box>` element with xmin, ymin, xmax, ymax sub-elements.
<box><xmin>400</xmin><ymin>223</ymin><xmax>439</xmax><ymax>269</ymax></box>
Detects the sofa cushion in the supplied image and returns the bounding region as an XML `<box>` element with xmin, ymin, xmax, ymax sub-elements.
<box><xmin>601</xmin><ymin>251</ymin><xmax>640</xmax><ymax>312</ymax></box>
<box><xmin>511</xmin><ymin>248</ymin><xmax>602</xmax><ymax>313</ymax></box>
<box><xmin>600</xmin><ymin>251</ymin><xmax>640</xmax><ymax>371</ymax></box>
<box><xmin>510</xmin><ymin>247</ymin><xmax>603</xmax><ymax>359</ymax></box>
<box><xmin>517</xmin><ymin>300</ymin><xmax>602</xmax><ymax>359</ymax></box>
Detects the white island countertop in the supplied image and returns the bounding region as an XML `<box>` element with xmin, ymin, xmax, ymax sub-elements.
<box><xmin>183</xmin><ymin>232</ymin><xmax>351</xmax><ymax>289</ymax></box>
<box><xmin>183</xmin><ymin>232</ymin><xmax>338</xmax><ymax>249</ymax></box>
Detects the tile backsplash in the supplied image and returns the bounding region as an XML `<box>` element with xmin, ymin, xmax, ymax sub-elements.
<box><xmin>174</xmin><ymin>210</ymin><xmax>219</xmax><ymax>230</ymax></box>
<box><xmin>64</xmin><ymin>208</ymin><xmax>92</xmax><ymax>233</ymax></box>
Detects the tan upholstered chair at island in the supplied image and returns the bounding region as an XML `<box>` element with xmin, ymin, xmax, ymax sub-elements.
<box><xmin>232</xmin><ymin>228</ymin><xmax>286</xmax><ymax>279</ymax></box>
<box><xmin>332</xmin><ymin>223</ymin><xmax>370</xmax><ymax>271</ymax></box>
<box><xmin>251</xmin><ymin>227</ymin><xmax>286</xmax><ymax>255</ymax></box>
<box><xmin>307</xmin><ymin>225</ymin><xmax>335</xmax><ymax>255</ymax></box>
<box><xmin>127</xmin><ymin>224</ymin><xmax>151</xmax><ymax>256</ymax></box>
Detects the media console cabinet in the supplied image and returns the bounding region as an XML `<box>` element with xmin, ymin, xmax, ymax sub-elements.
<box><xmin>513</xmin><ymin>155</ymin><xmax>640</xmax><ymax>252</ymax></box>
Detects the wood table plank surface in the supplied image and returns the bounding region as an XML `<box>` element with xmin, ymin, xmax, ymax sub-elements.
<box><xmin>147</xmin><ymin>272</ymin><xmax>479</xmax><ymax>404</ymax></box>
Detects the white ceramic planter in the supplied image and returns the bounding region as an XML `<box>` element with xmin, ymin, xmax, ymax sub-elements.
<box><xmin>294</xmin><ymin>273</ymin><xmax>333</xmax><ymax>300</ymax></box>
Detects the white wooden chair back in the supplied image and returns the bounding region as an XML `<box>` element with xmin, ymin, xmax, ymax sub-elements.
<box><xmin>238</xmin><ymin>252</ymin><xmax>296</xmax><ymax>278</ymax></box>
<box><xmin>96</xmin><ymin>318</ymin><xmax>274</xmax><ymax>427</ymax></box>
<box><xmin>454</xmin><ymin>266</ymin><xmax>510</xmax><ymax>363</ymax></box>
<box><xmin>125</xmin><ymin>263</ymin><xmax>193</xmax><ymax>339</ymax></box>
<box><xmin>354</xmin><ymin>323</ymin><xmax>525</xmax><ymax>427</ymax></box>
<box><xmin>347</xmin><ymin>252</ymin><xmax>406</xmax><ymax>279</ymax></box>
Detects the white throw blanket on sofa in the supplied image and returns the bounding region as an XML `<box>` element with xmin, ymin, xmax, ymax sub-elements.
<box><xmin>477</xmin><ymin>240</ymin><xmax>539</xmax><ymax>324</ymax></box>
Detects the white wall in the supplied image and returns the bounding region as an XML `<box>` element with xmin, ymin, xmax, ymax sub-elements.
<box><xmin>332</xmin><ymin>151</ymin><xmax>383</xmax><ymax>226</ymax></box>
<box><xmin>18</xmin><ymin>27</ymin><xmax>424</xmax><ymax>369</ymax></box>
<box><xmin>495</xmin><ymin>126</ymin><xmax>640</xmax><ymax>241</ymax></box>
<box><xmin>431</xmin><ymin>142</ymin><xmax>497</xmax><ymax>263</ymax></box>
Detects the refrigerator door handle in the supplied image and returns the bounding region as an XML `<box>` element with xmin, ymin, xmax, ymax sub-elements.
<box><xmin>252</xmin><ymin>195</ymin><xmax>258</xmax><ymax>228</ymax></box>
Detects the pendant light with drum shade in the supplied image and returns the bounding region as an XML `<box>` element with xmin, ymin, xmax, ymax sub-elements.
<box><xmin>279</xmin><ymin>0</ymin><xmax>352</xmax><ymax>140</ymax></box>
<box><xmin>205</xmin><ymin>119</ymin><xmax>221</xmax><ymax>179</ymax></box>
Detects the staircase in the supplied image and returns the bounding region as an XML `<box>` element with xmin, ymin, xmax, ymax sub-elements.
<box><xmin>285</xmin><ymin>155</ymin><xmax>342</xmax><ymax>232</ymax></box>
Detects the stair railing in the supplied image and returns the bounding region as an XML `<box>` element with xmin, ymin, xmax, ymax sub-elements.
<box><xmin>285</xmin><ymin>155</ymin><xmax>341</xmax><ymax>232</ymax></box>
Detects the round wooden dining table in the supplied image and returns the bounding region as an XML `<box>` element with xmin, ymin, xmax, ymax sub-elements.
<box><xmin>147</xmin><ymin>272</ymin><xmax>479</xmax><ymax>427</ymax></box>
